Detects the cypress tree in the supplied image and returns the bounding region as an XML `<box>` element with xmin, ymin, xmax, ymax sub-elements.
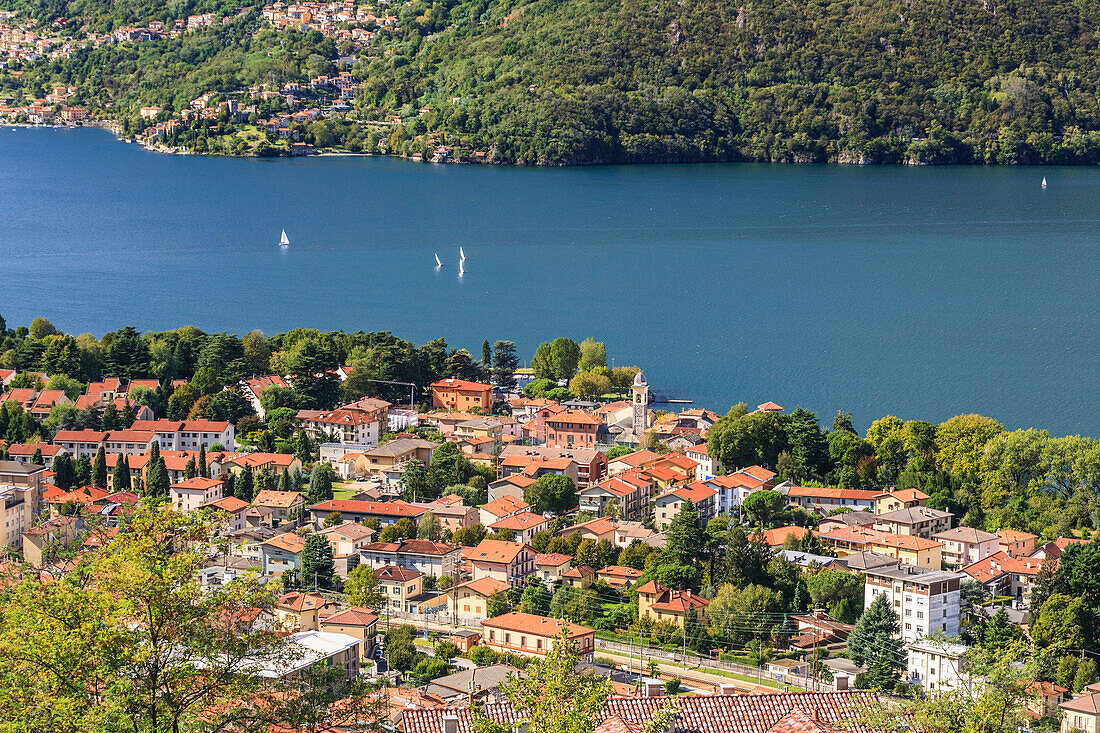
<box><xmin>300</xmin><ymin>534</ymin><xmax>335</xmax><ymax>590</ymax></box>
<box><xmin>75</xmin><ymin>455</ymin><xmax>91</xmax><ymax>487</ymax></box>
<box><xmin>184</xmin><ymin>457</ymin><xmax>196</xmax><ymax>479</ymax></box>
<box><xmin>52</xmin><ymin>453</ymin><xmax>75</xmax><ymax>492</ymax></box>
<box><xmin>93</xmin><ymin>446</ymin><xmax>108</xmax><ymax>489</ymax></box>
<box><xmin>119</xmin><ymin>455</ymin><xmax>132</xmax><ymax>490</ymax></box>
<box><xmin>147</xmin><ymin>457</ymin><xmax>169</xmax><ymax>501</ymax></box>
<box><xmin>277</xmin><ymin>469</ymin><xmax>289</xmax><ymax>492</ymax></box>
<box><xmin>30</xmin><ymin>448</ymin><xmax>42</xmax><ymax>465</ymax></box>
<box><xmin>237</xmin><ymin>468</ymin><xmax>254</xmax><ymax>503</ymax></box>
<box><xmin>111</xmin><ymin>456</ymin><xmax>125</xmax><ymax>492</ymax></box>
<box><xmin>198</xmin><ymin>444</ymin><xmax>208</xmax><ymax>478</ymax></box>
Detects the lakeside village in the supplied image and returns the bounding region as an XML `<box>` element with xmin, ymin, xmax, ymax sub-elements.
<box><xmin>0</xmin><ymin>4</ymin><xmax>465</xmax><ymax>161</ymax></box>
<box><xmin>2</xmin><ymin>328</ymin><xmax>1100</xmax><ymax>733</ymax></box>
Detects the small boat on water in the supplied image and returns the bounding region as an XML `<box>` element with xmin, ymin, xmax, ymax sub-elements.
<box><xmin>1042</xmin><ymin>177</ymin><xmax>1048</xmax><ymax>189</ymax></box>
<box><xmin>460</xmin><ymin>246</ymin><xmax>466</xmax><ymax>261</ymax></box>
<box><xmin>279</xmin><ymin>229</ymin><xmax>290</xmax><ymax>247</ymax></box>
<box><xmin>458</xmin><ymin>259</ymin><xmax>465</xmax><ymax>277</ymax></box>
<box><xmin>435</xmin><ymin>253</ymin><xmax>443</xmax><ymax>267</ymax></box>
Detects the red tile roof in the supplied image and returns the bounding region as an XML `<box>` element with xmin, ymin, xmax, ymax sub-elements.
<box><xmin>309</xmin><ymin>499</ymin><xmax>425</xmax><ymax>517</ymax></box>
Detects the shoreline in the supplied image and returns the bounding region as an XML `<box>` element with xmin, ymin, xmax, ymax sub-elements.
<box><xmin>3</xmin><ymin>120</ymin><xmax>1084</xmax><ymax>168</ymax></box>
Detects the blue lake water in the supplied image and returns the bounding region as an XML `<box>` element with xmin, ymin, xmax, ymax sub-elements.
<box><xmin>0</xmin><ymin>126</ymin><xmax>1097</xmax><ymax>435</ymax></box>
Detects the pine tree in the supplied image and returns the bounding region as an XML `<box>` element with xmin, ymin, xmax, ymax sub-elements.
<box><xmin>295</xmin><ymin>429</ymin><xmax>312</xmax><ymax>464</ymax></box>
<box><xmin>198</xmin><ymin>444</ymin><xmax>208</xmax><ymax>478</ymax></box>
<box><xmin>300</xmin><ymin>534</ymin><xmax>335</xmax><ymax>590</ymax></box>
<box><xmin>663</xmin><ymin>499</ymin><xmax>704</xmax><ymax>567</ymax></box>
<box><xmin>849</xmin><ymin>593</ymin><xmax>903</xmax><ymax>678</ymax></box>
<box><xmin>308</xmin><ymin>465</ymin><xmax>333</xmax><ymax>504</ymax></box>
<box><xmin>278</xmin><ymin>469</ymin><xmax>289</xmax><ymax>492</ymax></box>
<box><xmin>481</xmin><ymin>340</ymin><xmax>492</xmax><ymax>366</ymax></box>
<box><xmin>30</xmin><ymin>448</ymin><xmax>42</xmax><ymax>465</ymax></box>
<box><xmin>52</xmin><ymin>453</ymin><xmax>75</xmax><ymax>492</ymax></box>
<box><xmin>184</xmin><ymin>457</ymin><xmax>196</xmax><ymax>479</ymax></box>
<box><xmin>93</xmin><ymin>445</ymin><xmax>108</xmax><ymax>489</ymax></box>
<box><xmin>255</xmin><ymin>470</ymin><xmax>274</xmax><ymax>495</ymax></box>
<box><xmin>492</xmin><ymin>340</ymin><xmax>518</xmax><ymax>390</ymax></box>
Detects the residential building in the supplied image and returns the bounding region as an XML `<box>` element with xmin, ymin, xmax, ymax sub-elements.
<box><xmin>358</xmin><ymin>539</ymin><xmax>461</xmax><ymax>579</ymax></box>
<box><xmin>352</xmin><ymin>438</ymin><xmax>438</xmax><ymax>480</ymax></box>
<box><xmin>488</xmin><ymin>511</ymin><xmax>549</xmax><ymax>544</ymax></box>
<box><xmin>499</xmin><ymin>445</ymin><xmax>607</xmax><ymax>489</ymax></box>
<box><xmin>873</xmin><ymin>506</ymin><xmax>954</xmax><ymax>539</ymax></box>
<box><xmin>563</xmin><ymin>564</ymin><xmax>596</xmax><ymax>589</ymax></box>
<box><xmin>424</xmin><ymin>664</ymin><xmax>520</xmax><ymax>705</ymax></box>
<box><xmin>466</xmin><ymin>539</ymin><xmax>535</xmax><ymax>587</ymax></box>
<box><xmin>481</xmin><ymin>612</ymin><xmax>595</xmax><ymax>658</ymax></box>
<box><xmin>169</xmin><ymin>476</ymin><xmax>224</xmax><ymax>513</ymax></box>
<box><xmin>577</xmin><ymin>468</ymin><xmax>654</xmax><ymax>520</ymax></box>
<box><xmin>4</xmin><ymin>442</ymin><xmax>66</xmax><ymax>464</ymax></box>
<box><xmin>636</xmin><ymin>580</ymin><xmax>709</xmax><ymax>628</ymax></box>
<box><xmin>874</xmin><ymin>488</ymin><xmax>929</xmax><ymax>515</ymax></box>
<box><xmin>130</xmin><ymin>419</ymin><xmax>236</xmax><ymax>451</ymax></box>
<box><xmin>543</xmin><ymin>410</ymin><xmax>602</xmax><ymax>450</ymax></box>
<box><xmin>932</xmin><ymin>526</ymin><xmax>1000</xmax><ymax>567</ymax></box>
<box><xmin>784</xmin><ymin>486</ymin><xmax>880</xmax><ymax>513</ymax></box>
<box><xmin>375</xmin><ymin>565</ymin><xmax>423</xmax><ymax>612</ymax></box>
<box><xmin>52</xmin><ymin>429</ymin><xmax>155</xmax><ymax>458</ymax></box>
<box><xmin>479</xmin><ymin>496</ymin><xmax>530</xmax><ymax>527</ymax></box>
<box><xmin>818</xmin><ymin>525</ymin><xmax>942</xmax><ymax>568</ymax></box>
<box><xmin>296</xmin><ymin>408</ymin><xmax>380</xmax><ymax>446</ymax></box>
<box><xmin>202</xmin><ymin>495</ymin><xmax>249</xmax><ymax>531</ymax></box>
<box><xmin>251</xmin><ymin>490</ymin><xmax>304</xmax><ymax>526</ymax></box>
<box><xmin>1060</xmin><ymin>688</ymin><xmax>1100</xmax><ymax>733</ymax></box>
<box><xmin>907</xmin><ymin>638</ymin><xmax>970</xmax><ymax>694</ymax></box>
<box><xmin>276</xmin><ymin>591</ymin><xmax>334</xmax><ymax>631</ymax></box>
<box><xmin>430</xmin><ymin>378</ymin><xmax>493</xmax><ymax>412</ymax></box>
<box><xmin>533</xmin><ymin>553</ymin><xmax>573</xmax><ymax>586</ymax></box>
<box><xmin>488</xmin><ymin>475</ymin><xmax>536</xmax><ymax>504</ymax></box>
<box><xmin>864</xmin><ymin>565</ymin><xmax>964</xmax><ymax>643</ymax></box>
<box><xmin>221</xmin><ymin>452</ymin><xmax>302</xmax><ymax>476</ymax></box>
<box><xmin>606</xmin><ymin>449</ymin><xmax>661</xmax><ymax>477</ymax></box>
<box><xmin>446</xmin><ymin>576</ymin><xmax>510</xmax><ymax>621</ymax></box>
<box><xmin>598</xmin><ymin>565</ymin><xmax>644</xmax><ymax>589</ymax></box>
<box><xmin>22</xmin><ymin>515</ymin><xmax>79</xmax><ymax>567</ymax></box>
<box><xmin>260</xmin><ymin>532</ymin><xmax>306</xmax><ymax>575</ymax></box>
<box><xmin>319</xmin><ymin>607</ymin><xmax>378</xmax><ymax>660</ymax></box>
<box><xmin>560</xmin><ymin>517</ymin><xmax>619</xmax><ymax>544</ymax></box>
<box><xmin>653</xmin><ymin>482</ymin><xmax>717</xmax><ymax>529</ymax></box>
<box><xmin>240</xmin><ymin>375</ymin><xmax>289</xmax><ymax>420</ymax></box>
<box><xmin>759</xmin><ymin>525</ymin><xmax>811</xmax><ymax>548</ymax></box>
<box><xmin>416</xmin><ymin>500</ymin><xmax>478</xmax><ymax>533</ymax></box>
<box><xmin>997</xmin><ymin>529</ymin><xmax>1039</xmax><ymax>558</ymax></box>
<box><xmin>309</xmin><ymin>499</ymin><xmax>426</xmax><ymax>527</ymax></box>
<box><xmin>683</xmin><ymin>442</ymin><xmax>719</xmax><ymax>479</ymax></box>
<box><xmin>961</xmin><ymin>551</ymin><xmax>1044</xmax><ymax>607</ymax></box>
<box><xmin>255</xmin><ymin>630</ymin><xmax>360</xmax><ymax>681</ymax></box>
<box><xmin>497</xmin><ymin>452</ymin><xmax>579</xmax><ymax>488</ymax></box>
<box><xmin>318</xmin><ymin>521</ymin><xmax>375</xmax><ymax>578</ymax></box>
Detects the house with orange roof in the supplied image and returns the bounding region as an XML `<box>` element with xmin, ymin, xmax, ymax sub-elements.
<box><xmin>637</xmin><ymin>580</ymin><xmax>708</xmax><ymax>628</ymax></box>
<box><xmin>481</xmin><ymin>611</ymin><xmax>594</xmax><ymax>658</ymax></box>
<box><xmin>359</xmin><ymin>538</ymin><xmax>461</xmax><ymax>579</ymax></box>
<box><xmin>544</xmin><ymin>409</ymin><xmax>602</xmax><ymax>450</ymax></box>
<box><xmin>653</xmin><ymin>481</ymin><xmax>717</xmax><ymax>529</ymax></box>
<box><xmin>22</xmin><ymin>515</ymin><xmax>79</xmax><ymax>567</ymax></box>
<box><xmin>489</xmin><ymin>511</ymin><xmax>549</xmax><ymax>544</ymax></box>
<box><xmin>260</xmin><ymin>531</ymin><xmax>307</xmax><ymax>575</ymax></box>
<box><xmin>563</xmin><ymin>564</ymin><xmax>596</xmax><ymax>589</ymax></box>
<box><xmin>4</xmin><ymin>442</ymin><xmax>66</xmax><ymax>464</ymax></box>
<box><xmin>27</xmin><ymin>389</ymin><xmax>70</xmax><ymax>419</ymax></box>
<box><xmin>479</xmin><ymin>495</ymin><xmax>529</xmax><ymax>527</ymax></box>
<box><xmin>239</xmin><ymin>375</ymin><xmax>289</xmax><ymax>419</ymax></box>
<box><xmin>375</xmin><ymin>565</ymin><xmax>424</xmax><ymax>612</ymax></box>
<box><xmin>276</xmin><ymin>590</ymin><xmax>334</xmax><ymax>631</ymax></box>
<box><xmin>319</xmin><ymin>606</ymin><xmax>379</xmax><ymax>659</ymax></box>
<box><xmin>431</xmin><ymin>378</ymin><xmax>493</xmax><ymax>412</ymax></box>
<box><xmin>706</xmin><ymin>465</ymin><xmax>775</xmax><ymax>515</ymax></box>
<box><xmin>130</xmin><ymin>419</ymin><xmax>235</xmax><ymax>451</ymax></box>
<box><xmin>309</xmin><ymin>498</ymin><xmax>427</xmax><ymax>528</ymax></box>
<box><xmin>1060</xmin><ymin>685</ymin><xmax>1100</xmax><ymax>733</ymax></box>
<box><xmin>467</xmin><ymin>539</ymin><xmax>535</xmax><ymax>587</ymax></box>
<box><xmin>784</xmin><ymin>486</ymin><xmax>880</xmax><ymax>513</ymax></box>
<box><xmin>488</xmin><ymin>474</ymin><xmax>537</xmax><ymax>504</ymax></box>
<box><xmin>561</xmin><ymin>516</ymin><xmax>620</xmax><ymax>543</ymax></box>
<box><xmin>752</xmin><ymin>401</ymin><xmax>784</xmax><ymax>413</ymax></box>
<box><xmin>606</xmin><ymin>449</ymin><xmax>662</xmax><ymax>477</ymax></box>
<box><xmin>202</xmin><ymin>495</ymin><xmax>249</xmax><ymax>531</ymax></box>
<box><xmin>251</xmin><ymin>489</ymin><xmax>304</xmax><ymax>525</ymax></box>
<box><xmin>874</xmin><ymin>488</ymin><xmax>929</xmax><ymax>515</ymax></box>
<box><xmin>577</xmin><ymin>468</ymin><xmax>655</xmax><ymax>520</ymax></box>
<box><xmin>598</xmin><ymin>565</ymin><xmax>643</xmax><ymax>589</ymax></box>
<box><xmin>997</xmin><ymin>529</ymin><xmax>1039</xmax><ymax>558</ymax></box>
<box><xmin>499</xmin><ymin>445</ymin><xmax>607</xmax><ymax>489</ymax></box>
<box><xmin>296</xmin><ymin>408</ymin><xmax>381</xmax><ymax>446</ymax></box>
<box><xmin>684</xmin><ymin>442</ymin><xmax>720</xmax><ymax>479</ymax></box>
<box><xmin>169</xmin><ymin>476</ymin><xmax>224</xmax><ymax>513</ymax></box>
<box><xmin>759</xmin><ymin>525</ymin><xmax>810</xmax><ymax>548</ymax></box>
<box><xmin>962</xmin><ymin>551</ymin><xmax>1045</xmax><ymax>607</ymax></box>
<box><xmin>497</xmin><ymin>451</ymin><xmax>580</xmax><ymax>488</ymax></box>
<box><xmin>816</xmin><ymin>525</ymin><xmax>943</xmax><ymax>568</ymax></box>
<box><xmin>534</xmin><ymin>553</ymin><xmax>573</xmax><ymax>585</ymax></box>
<box><xmin>221</xmin><ymin>451</ymin><xmax>302</xmax><ymax>476</ymax></box>
<box><xmin>933</xmin><ymin>526</ymin><xmax>1000</xmax><ymax>567</ymax></box>
<box><xmin>446</xmin><ymin>576</ymin><xmax>510</xmax><ymax>621</ymax></box>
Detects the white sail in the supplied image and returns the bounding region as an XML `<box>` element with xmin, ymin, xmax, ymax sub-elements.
<box><xmin>1042</xmin><ymin>177</ymin><xmax>1047</xmax><ymax>189</ymax></box>
<box><xmin>435</xmin><ymin>253</ymin><xmax>443</xmax><ymax>267</ymax></box>
<box><xmin>458</xmin><ymin>260</ymin><xmax>465</xmax><ymax>276</ymax></box>
<box><xmin>279</xmin><ymin>229</ymin><xmax>289</xmax><ymax>246</ymax></box>
<box><xmin>460</xmin><ymin>246</ymin><xmax>466</xmax><ymax>261</ymax></box>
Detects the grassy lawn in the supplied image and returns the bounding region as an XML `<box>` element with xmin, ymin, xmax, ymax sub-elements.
<box><xmin>333</xmin><ymin>483</ymin><xmax>359</xmax><ymax>500</ymax></box>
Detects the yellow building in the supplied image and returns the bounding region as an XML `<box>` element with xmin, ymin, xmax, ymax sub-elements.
<box><xmin>636</xmin><ymin>580</ymin><xmax>709</xmax><ymax>628</ymax></box>
<box><xmin>446</xmin><ymin>576</ymin><xmax>510</xmax><ymax>620</ymax></box>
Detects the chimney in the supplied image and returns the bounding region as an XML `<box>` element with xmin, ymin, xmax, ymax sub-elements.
<box><xmin>643</xmin><ymin>678</ymin><xmax>664</xmax><ymax>698</ymax></box>
<box><xmin>717</xmin><ymin>683</ymin><xmax>739</xmax><ymax>696</ymax></box>
<box><xmin>442</xmin><ymin>714</ymin><xmax>459</xmax><ymax>733</ymax></box>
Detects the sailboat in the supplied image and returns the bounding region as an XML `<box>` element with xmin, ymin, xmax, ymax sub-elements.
<box><xmin>1042</xmin><ymin>177</ymin><xmax>1048</xmax><ymax>189</ymax></box>
<box><xmin>435</xmin><ymin>253</ymin><xmax>443</xmax><ymax>267</ymax></box>
<box><xmin>460</xmin><ymin>246</ymin><xmax>466</xmax><ymax>262</ymax></box>
<box><xmin>458</xmin><ymin>259</ymin><xmax>465</xmax><ymax>277</ymax></box>
<box><xmin>278</xmin><ymin>229</ymin><xmax>290</xmax><ymax>247</ymax></box>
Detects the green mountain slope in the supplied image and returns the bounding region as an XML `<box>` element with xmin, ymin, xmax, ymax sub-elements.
<box><xmin>357</xmin><ymin>0</ymin><xmax>1100</xmax><ymax>163</ymax></box>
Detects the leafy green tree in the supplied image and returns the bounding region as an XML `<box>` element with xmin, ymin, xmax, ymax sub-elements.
<box><xmin>453</xmin><ymin>523</ymin><xmax>488</xmax><ymax>547</ymax></box>
<box><xmin>519</xmin><ymin>580</ymin><xmax>552</xmax><ymax>615</ymax></box>
<box><xmin>417</xmin><ymin>511</ymin><xmax>442</xmax><ymax>540</ymax></box>
<box><xmin>523</xmin><ymin>474</ymin><xmax>576</xmax><ymax>514</ymax></box>
<box><xmin>806</xmin><ymin>569</ymin><xmax>864</xmax><ymax>623</ymax></box>
<box><xmin>384</xmin><ymin>624</ymin><xmax>420</xmax><ymax>672</ymax></box>
<box><xmin>742</xmin><ymin>489</ymin><xmax>787</xmax><ymax>528</ymax></box>
<box><xmin>531</xmin><ymin>342</ymin><xmax>555</xmax><ymax>380</ymax></box>
<box><xmin>344</xmin><ymin>563</ymin><xmax>384</xmax><ymax>608</ymax></box>
<box><xmin>401</xmin><ymin>459</ymin><xmax>436</xmax><ymax>503</ymax></box>
<box><xmin>103</xmin><ymin>326</ymin><xmax>150</xmax><ymax>380</ymax></box>
<box><xmin>549</xmin><ymin>338</ymin><xmax>581</xmax><ymax>381</ymax></box>
<box><xmin>578</xmin><ymin>338</ymin><xmax>607</xmax><ymax>372</ymax></box>
<box><xmin>307</xmin><ymin>464</ymin><xmax>334</xmax><ymax>504</ymax></box>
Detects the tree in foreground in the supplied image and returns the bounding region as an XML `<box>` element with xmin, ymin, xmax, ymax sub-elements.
<box><xmin>849</xmin><ymin>593</ymin><xmax>904</xmax><ymax>690</ymax></box>
<box><xmin>0</xmin><ymin>504</ymin><xmax>387</xmax><ymax>733</ymax></box>
<box><xmin>472</xmin><ymin>627</ymin><xmax>612</xmax><ymax>733</ymax></box>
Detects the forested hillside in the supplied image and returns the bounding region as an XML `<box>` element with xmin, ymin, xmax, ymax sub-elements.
<box><xmin>5</xmin><ymin>0</ymin><xmax>1100</xmax><ymax>163</ymax></box>
<box><xmin>357</xmin><ymin>0</ymin><xmax>1100</xmax><ymax>163</ymax></box>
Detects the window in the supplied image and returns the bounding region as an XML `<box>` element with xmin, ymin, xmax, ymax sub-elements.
<box><xmin>537</xmin><ymin>639</ymin><xmax>543</xmax><ymax>650</ymax></box>
<box><xmin>521</xmin><ymin>636</ymin><xmax>527</xmax><ymax>647</ymax></box>
<box><xmin>505</xmin><ymin>633</ymin><xmax>511</xmax><ymax>644</ymax></box>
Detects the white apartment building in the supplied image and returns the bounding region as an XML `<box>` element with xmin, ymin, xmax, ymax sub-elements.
<box><xmin>932</xmin><ymin>526</ymin><xmax>1000</xmax><ymax>567</ymax></box>
<box><xmin>169</xmin><ymin>476</ymin><xmax>225</xmax><ymax>513</ymax></box>
<box><xmin>131</xmin><ymin>420</ymin><xmax>236</xmax><ymax>451</ymax></box>
<box><xmin>864</xmin><ymin>565</ymin><xmax>965</xmax><ymax>644</ymax></box>
<box><xmin>907</xmin><ymin>639</ymin><xmax>970</xmax><ymax>694</ymax></box>
<box><xmin>296</xmin><ymin>409</ymin><xmax>380</xmax><ymax>446</ymax></box>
